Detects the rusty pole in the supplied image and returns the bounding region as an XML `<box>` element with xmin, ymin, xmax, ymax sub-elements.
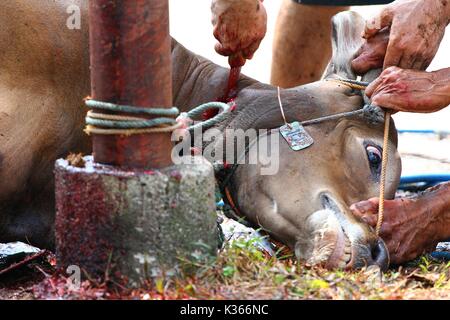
<box><xmin>89</xmin><ymin>0</ymin><xmax>173</xmax><ymax>169</ymax></box>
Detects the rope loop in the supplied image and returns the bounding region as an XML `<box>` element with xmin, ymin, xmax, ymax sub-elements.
<box><xmin>186</xmin><ymin>101</ymin><xmax>231</xmax><ymax>133</ymax></box>
<box><xmin>86</xmin><ymin>115</ymin><xmax>177</xmax><ymax>129</ymax></box>
<box><xmin>84</xmin><ymin>99</ymin><xmax>232</xmax><ymax>136</ymax></box>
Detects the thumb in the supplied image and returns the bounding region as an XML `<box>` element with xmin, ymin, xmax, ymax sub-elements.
<box><xmin>363</xmin><ymin>8</ymin><xmax>393</xmax><ymax>39</ymax></box>
<box><xmin>350</xmin><ymin>198</ymin><xmax>380</xmax><ymax>228</ymax></box>
<box><xmin>350</xmin><ymin>198</ymin><xmax>380</xmax><ymax>214</ymax></box>
<box><xmin>214</xmin><ymin>42</ymin><xmax>233</xmax><ymax>57</ymax></box>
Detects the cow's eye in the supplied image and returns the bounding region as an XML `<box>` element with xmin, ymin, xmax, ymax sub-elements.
<box><xmin>366</xmin><ymin>145</ymin><xmax>382</xmax><ymax>170</ymax></box>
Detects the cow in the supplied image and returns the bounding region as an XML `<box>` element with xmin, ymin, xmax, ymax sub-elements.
<box><xmin>0</xmin><ymin>0</ymin><xmax>401</xmax><ymax>269</ymax></box>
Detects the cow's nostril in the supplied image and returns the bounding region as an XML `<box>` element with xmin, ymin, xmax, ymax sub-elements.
<box><xmin>370</xmin><ymin>239</ymin><xmax>390</xmax><ymax>271</ymax></box>
<box><xmin>371</xmin><ymin>242</ymin><xmax>381</xmax><ymax>260</ymax></box>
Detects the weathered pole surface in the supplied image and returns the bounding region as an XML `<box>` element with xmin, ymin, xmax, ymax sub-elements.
<box><xmin>89</xmin><ymin>0</ymin><xmax>172</xmax><ymax>169</ymax></box>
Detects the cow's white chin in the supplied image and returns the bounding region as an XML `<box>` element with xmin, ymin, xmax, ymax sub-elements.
<box><xmin>295</xmin><ymin>209</ymin><xmax>352</xmax><ymax>269</ymax></box>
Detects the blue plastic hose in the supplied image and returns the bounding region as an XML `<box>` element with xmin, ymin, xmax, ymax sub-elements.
<box><xmin>398</xmin><ymin>129</ymin><xmax>450</xmax><ymax>135</ymax></box>
<box><xmin>399</xmin><ymin>174</ymin><xmax>450</xmax><ymax>191</ymax></box>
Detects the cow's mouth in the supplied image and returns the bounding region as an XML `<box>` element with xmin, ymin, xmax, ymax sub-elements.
<box><xmin>300</xmin><ymin>206</ymin><xmax>353</xmax><ymax>269</ymax></box>
<box><xmin>317</xmin><ymin>193</ymin><xmax>354</xmax><ymax>268</ymax></box>
<box><xmin>317</xmin><ymin>193</ymin><xmax>390</xmax><ymax>270</ymax></box>
<box><xmin>324</xmin><ymin>223</ymin><xmax>353</xmax><ymax>269</ymax></box>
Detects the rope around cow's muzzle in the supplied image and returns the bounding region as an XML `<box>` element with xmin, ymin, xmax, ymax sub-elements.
<box><xmin>327</xmin><ymin>78</ymin><xmax>390</xmax><ymax>237</ymax></box>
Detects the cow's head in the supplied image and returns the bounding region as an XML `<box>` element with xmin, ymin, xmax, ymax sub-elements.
<box><xmin>223</xmin><ymin>12</ymin><xmax>401</xmax><ymax>270</ymax></box>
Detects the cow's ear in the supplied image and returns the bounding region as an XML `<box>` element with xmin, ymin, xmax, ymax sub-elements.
<box><xmin>323</xmin><ymin>11</ymin><xmax>365</xmax><ymax>80</ymax></box>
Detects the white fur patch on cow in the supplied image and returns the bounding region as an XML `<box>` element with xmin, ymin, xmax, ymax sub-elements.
<box><xmin>295</xmin><ymin>209</ymin><xmax>341</xmax><ymax>265</ymax></box>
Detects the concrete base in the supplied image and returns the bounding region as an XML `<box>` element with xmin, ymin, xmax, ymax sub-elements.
<box><xmin>54</xmin><ymin>156</ymin><xmax>217</xmax><ymax>286</ymax></box>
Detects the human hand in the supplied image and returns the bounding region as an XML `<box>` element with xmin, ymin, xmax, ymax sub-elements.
<box><xmin>364</xmin><ymin>66</ymin><xmax>450</xmax><ymax>113</ymax></box>
<box><xmin>350</xmin><ymin>185</ymin><xmax>449</xmax><ymax>264</ymax></box>
<box><xmin>211</xmin><ymin>0</ymin><xmax>267</xmax><ymax>67</ymax></box>
<box><xmin>353</xmin><ymin>0</ymin><xmax>449</xmax><ymax>73</ymax></box>
<box><xmin>352</xmin><ymin>29</ymin><xmax>389</xmax><ymax>75</ymax></box>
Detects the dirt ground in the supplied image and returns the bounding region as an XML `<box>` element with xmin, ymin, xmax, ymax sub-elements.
<box><xmin>1</xmin><ymin>238</ymin><xmax>449</xmax><ymax>300</ymax></box>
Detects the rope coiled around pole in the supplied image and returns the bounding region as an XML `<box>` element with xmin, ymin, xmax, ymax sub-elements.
<box><xmin>84</xmin><ymin>99</ymin><xmax>231</xmax><ymax>136</ymax></box>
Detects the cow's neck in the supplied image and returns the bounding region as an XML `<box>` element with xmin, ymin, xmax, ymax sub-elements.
<box><xmin>172</xmin><ymin>40</ymin><xmax>263</xmax><ymax>112</ymax></box>
<box><xmin>171</xmin><ymin>40</ymin><xmax>319</xmax><ymax>134</ymax></box>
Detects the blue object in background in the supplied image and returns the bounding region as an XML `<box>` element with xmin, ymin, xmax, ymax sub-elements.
<box><xmin>217</xmin><ymin>200</ymin><xmax>225</xmax><ymax>208</ymax></box>
<box><xmin>398</xmin><ymin>129</ymin><xmax>450</xmax><ymax>135</ymax></box>
<box><xmin>399</xmin><ymin>174</ymin><xmax>450</xmax><ymax>191</ymax></box>
<box><xmin>431</xmin><ymin>251</ymin><xmax>450</xmax><ymax>261</ymax></box>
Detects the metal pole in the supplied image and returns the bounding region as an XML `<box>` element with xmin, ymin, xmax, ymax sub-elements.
<box><xmin>89</xmin><ymin>0</ymin><xmax>173</xmax><ymax>169</ymax></box>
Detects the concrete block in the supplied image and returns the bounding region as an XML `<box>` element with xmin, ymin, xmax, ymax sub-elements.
<box><xmin>54</xmin><ymin>156</ymin><xmax>217</xmax><ymax>286</ymax></box>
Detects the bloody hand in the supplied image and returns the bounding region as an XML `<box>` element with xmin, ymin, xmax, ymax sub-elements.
<box><xmin>350</xmin><ymin>183</ymin><xmax>450</xmax><ymax>264</ymax></box>
<box><xmin>364</xmin><ymin>66</ymin><xmax>450</xmax><ymax>113</ymax></box>
<box><xmin>351</xmin><ymin>29</ymin><xmax>389</xmax><ymax>75</ymax></box>
<box><xmin>211</xmin><ymin>0</ymin><xmax>267</xmax><ymax>68</ymax></box>
<box><xmin>352</xmin><ymin>0</ymin><xmax>449</xmax><ymax>73</ymax></box>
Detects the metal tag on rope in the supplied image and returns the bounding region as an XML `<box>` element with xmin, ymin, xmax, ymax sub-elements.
<box><xmin>277</xmin><ymin>87</ymin><xmax>314</xmax><ymax>151</ymax></box>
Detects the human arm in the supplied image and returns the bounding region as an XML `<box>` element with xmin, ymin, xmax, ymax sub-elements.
<box><xmin>351</xmin><ymin>182</ymin><xmax>450</xmax><ymax>264</ymax></box>
<box><xmin>364</xmin><ymin>66</ymin><xmax>450</xmax><ymax>113</ymax></box>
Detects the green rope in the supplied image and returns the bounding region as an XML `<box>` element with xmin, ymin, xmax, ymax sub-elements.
<box><xmin>186</xmin><ymin>101</ymin><xmax>231</xmax><ymax>132</ymax></box>
<box><xmin>85</xmin><ymin>99</ymin><xmax>231</xmax><ymax>132</ymax></box>
<box><xmin>86</xmin><ymin>117</ymin><xmax>177</xmax><ymax>129</ymax></box>
<box><xmin>85</xmin><ymin>99</ymin><xmax>179</xmax><ymax>130</ymax></box>
<box><xmin>85</xmin><ymin>99</ymin><xmax>179</xmax><ymax>117</ymax></box>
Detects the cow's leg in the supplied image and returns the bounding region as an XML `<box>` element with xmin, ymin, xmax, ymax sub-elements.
<box><xmin>270</xmin><ymin>1</ymin><xmax>348</xmax><ymax>88</ymax></box>
<box><xmin>0</xmin><ymin>121</ymin><xmax>56</xmax><ymax>249</ymax></box>
<box><xmin>0</xmin><ymin>186</ymin><xmax>56</xmax><ymax>249</ymax></box>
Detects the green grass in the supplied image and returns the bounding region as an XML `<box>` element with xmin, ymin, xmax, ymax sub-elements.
<box><xmin>139</xmin><ymin>237</ymin><xmax>450</xmax><ymax>300</ymax></box>
<box><xmin>31</xmin><ymin>237</ymin><xmax>450</xmax><ymax>300</ymax></box>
